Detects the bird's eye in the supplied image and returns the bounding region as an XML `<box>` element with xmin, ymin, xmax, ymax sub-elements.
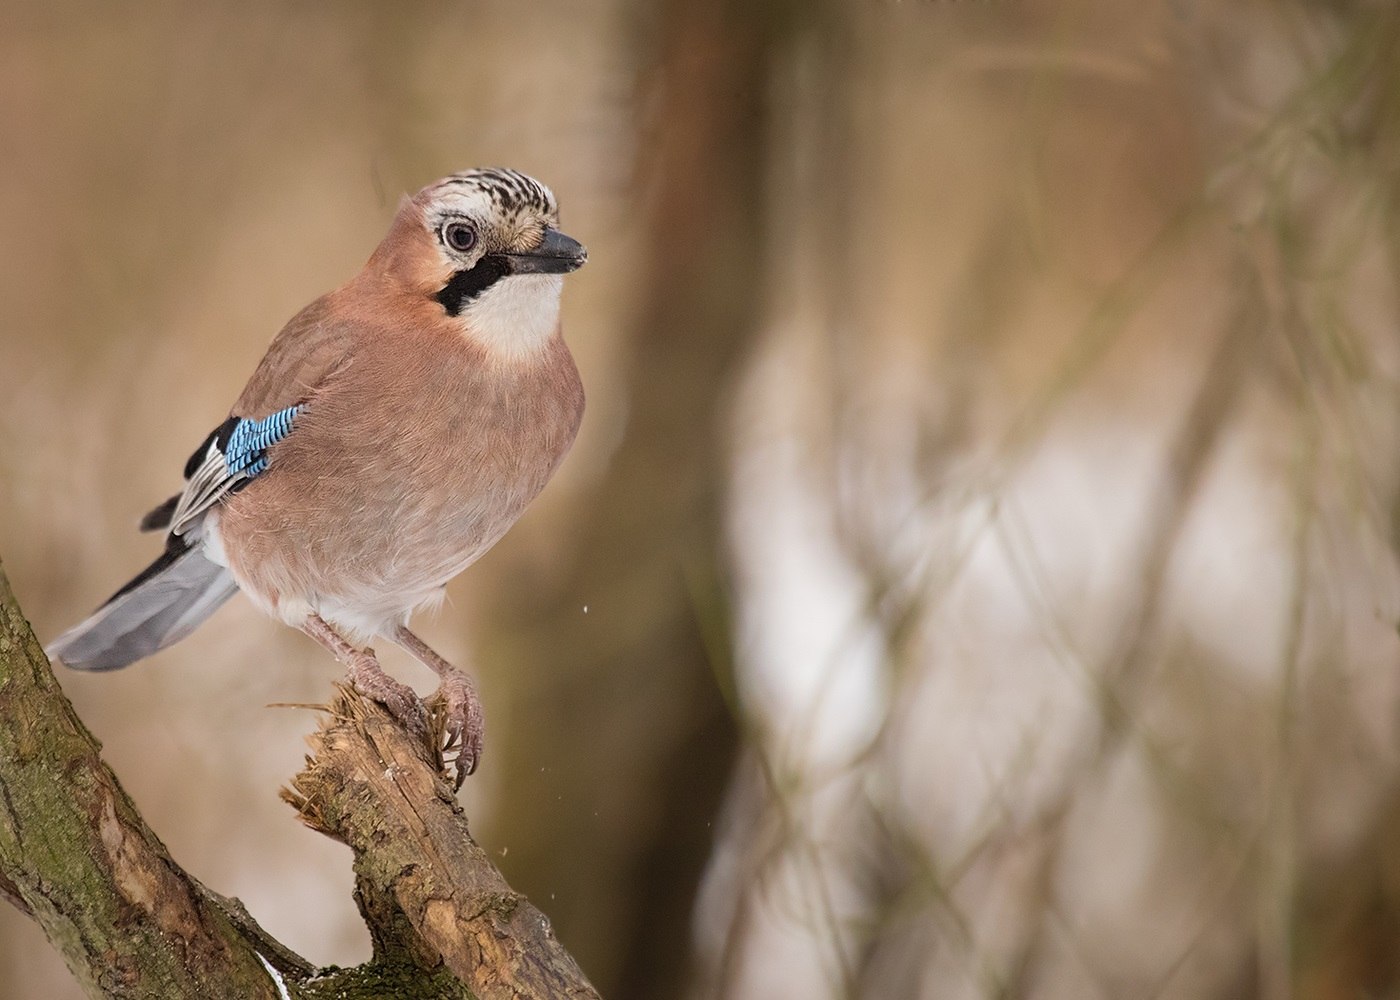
<box><xmin>443</xmin><ymin>222</ymin><xmax>478</xmax><ymax>253</ymax></box>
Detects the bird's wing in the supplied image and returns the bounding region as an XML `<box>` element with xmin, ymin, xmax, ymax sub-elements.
<box><xmin>143</xmin><ymin>295</ymin><xmax>361</xmax><ymax>536</ymax></box>
<box><xmin>166</xmin><ymin>406</ymin><xmax>303</xmax><ymax>536</ymax></box>
<box><xmin>232</xmin><ymin>295</ymin><xmax>358</xmax><ymax>417</ymax></box>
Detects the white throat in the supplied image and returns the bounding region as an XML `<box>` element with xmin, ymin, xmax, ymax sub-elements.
<box><xmin>461</xmin><ymin>274</ymin><xmax>564</xmax><ymax>360</ymax></box>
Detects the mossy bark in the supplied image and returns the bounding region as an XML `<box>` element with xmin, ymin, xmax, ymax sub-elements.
<box><xmin>0</xmin><ymin>562</ymin><xmax>291</xmax><ymax>998</ymax></box>
<box><xmin>0</xmin><ymin>558</ymin><xmax>598</xmax><ymax>999</ymax></box>
<box><xmin>283</xmin><ymin>686</ymin><xmax>601</xmax><ymax>1000</ymax></box>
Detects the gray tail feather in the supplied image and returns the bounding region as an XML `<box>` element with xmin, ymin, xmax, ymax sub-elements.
<box><xmin>46</xmin><ymin>545</ymin><xmax>239</xmax><ymax>671</ymax></box>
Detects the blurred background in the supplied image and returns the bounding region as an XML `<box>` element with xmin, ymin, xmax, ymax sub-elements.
<box><xmin>2</xmin><ymin>1</ymin><xmax>1399</xmax><ymax>998</ymax></box>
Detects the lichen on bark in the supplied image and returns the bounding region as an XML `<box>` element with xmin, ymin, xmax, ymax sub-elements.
<box><xmin>0</xmin><ymin>558</ymin><xmax>600</xmax><ymax>999</ymax></box>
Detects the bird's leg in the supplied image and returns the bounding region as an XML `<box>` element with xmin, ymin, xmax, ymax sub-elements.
<box><xmin>301</xmin><ymin>614</ymin><xmax>429</xmax><ymax>741</ymax></box>
<box><xmin>390</xmin><ymin>625</ymin><xmax>483</xmax><ymax>785</ymax></box>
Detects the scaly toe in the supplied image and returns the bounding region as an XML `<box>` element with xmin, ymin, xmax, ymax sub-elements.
<box><xmin>348</xmin><ymin>658</ymin><xmax>430</xmax><ymax>742</ymax></box>
<box><xmin>427</xmin><ymin>678</ymin><xmax>483</xmax><ymax>787</ymax></box>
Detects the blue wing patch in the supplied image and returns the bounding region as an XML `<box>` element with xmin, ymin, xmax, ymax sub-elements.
<box><xmin>223</xmin><ymin>406</ymin><xmax>301</xmax><ymax>478</ymax></box>
<box><xmin>167</xmin><ymin>405</ymin><xmax>303</xmax><ymax>536</ymax></box>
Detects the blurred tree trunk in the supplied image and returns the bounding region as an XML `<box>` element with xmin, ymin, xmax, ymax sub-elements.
<box><xmin>477</xmin><ymin>2</ymin><xmax>796</xmax><ymax>996</ymax></box>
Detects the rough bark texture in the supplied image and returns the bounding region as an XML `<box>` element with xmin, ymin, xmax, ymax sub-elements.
<box><xmin>0</xmin><ymin>562</ymin><xmax>292</xmax><ymax>999</ymax></box>
<box><xmin>0</xmin><ymin>558</ymin><xmax>599</xmax><ymax>999</ymax></box>
<box><xmin>283</xmin><ymin>687</ymin><xmax>601</xmax><ymax>1000</ymax></box>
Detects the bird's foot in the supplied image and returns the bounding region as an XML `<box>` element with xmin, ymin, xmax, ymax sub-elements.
<box><xmin>346</xmin><ymin>651</ymin><xmax>431</xmax><ymax>743</ymax></box>
<box><xmin>426</xmin><ymin>672</ymin><xmax>484</xmax><ymax>789</ymax></box>
<box><xmin>390</xmin><ymin>625</ymin><xmax>485</xmax><ymax>789</ymax></box>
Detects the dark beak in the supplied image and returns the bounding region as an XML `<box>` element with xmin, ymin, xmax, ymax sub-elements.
<box><xmin>499</xmin><ymin>227</ymin><xmax>587</xmax><ymax>274</ymax></box>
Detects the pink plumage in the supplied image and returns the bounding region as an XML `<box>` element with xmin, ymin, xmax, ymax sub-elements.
<box><xmin>48</xmin><ymin>168</ymin><xmax>587</xmax><ymax>785</ymax></box>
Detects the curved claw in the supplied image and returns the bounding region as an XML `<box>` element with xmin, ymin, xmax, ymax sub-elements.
<box><xmin>391</xmin><ymin>625</ymin><xmax>485</xmax><ymax>789</ymax></box>
<box><xmin>427</xmin><ymin>674</ymin><xmax>484</xmax><ymax>789</ymax></box>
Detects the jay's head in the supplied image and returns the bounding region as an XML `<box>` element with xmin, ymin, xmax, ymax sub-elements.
<box><xmin>374</xmin><ymin>167</ymin><xmax>587</xmax><ymax>358</ymax></box>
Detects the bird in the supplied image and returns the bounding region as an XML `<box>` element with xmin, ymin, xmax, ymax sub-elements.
<box><xmin>46</xmin><ymin>167</ymin><xmax>587</xmax><ymax>785</ymax></box>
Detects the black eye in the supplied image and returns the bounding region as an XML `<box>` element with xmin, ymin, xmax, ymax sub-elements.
<box><xmin>443</xmin><ymin>222</ymin><xmax>477</xmax><ymax>253</ymax></box>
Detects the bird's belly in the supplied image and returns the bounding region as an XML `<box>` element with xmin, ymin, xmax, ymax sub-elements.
<box><xmin>214</xmin><ymin>337</ymin><xmax>583</xmax><ymax>638</ymax></box>
<box><xmin>214</xmin><ymin>466</ymin><xmax>534</xmax><ymax>638</ymax></box>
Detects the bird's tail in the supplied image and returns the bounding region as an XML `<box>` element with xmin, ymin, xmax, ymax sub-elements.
<box><xmin>46</xmin><ymin>541</ymin><xmax>239</xmax><ymax>671</ymax></box>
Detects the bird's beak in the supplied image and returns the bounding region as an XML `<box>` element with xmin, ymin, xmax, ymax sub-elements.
<box><xmin>499</xmin><ymin>227</ymin><xmax>588</xmax><ymax>274</ymax></box>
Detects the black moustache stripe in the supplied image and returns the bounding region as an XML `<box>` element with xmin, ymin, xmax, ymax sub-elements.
<box><xmin>434</xmin><ymin>256</ymin><xmax>509</xmax><ymax>317</ymax></box>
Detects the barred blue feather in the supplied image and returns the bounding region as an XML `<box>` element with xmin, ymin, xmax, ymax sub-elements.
<box><xmin>225</xmin><ymin>406</ymin><xmax>301</xmax><ymax>478</ymax></box>
<box><xmin>158</xmin><ymin>404</ymin><xmax>304</xmax><ymax>537</ymax></box>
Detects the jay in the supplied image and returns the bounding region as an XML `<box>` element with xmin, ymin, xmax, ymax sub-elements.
<box><xmin>47</xmin><ymin>168</ymin><xmax>587</xmax><ymax>784</ymax></box>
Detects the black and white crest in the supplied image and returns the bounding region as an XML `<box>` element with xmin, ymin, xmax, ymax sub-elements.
<box><xmin>431</xmin><ymin>168</ymin><xmax>558</xmax><ymax>220</ymax></box>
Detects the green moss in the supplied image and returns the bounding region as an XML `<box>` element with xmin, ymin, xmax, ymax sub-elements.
<box><xmin>301</xmin><ymin>961</ymin><xmax>473</xmax><ymax>1000</ymax></box>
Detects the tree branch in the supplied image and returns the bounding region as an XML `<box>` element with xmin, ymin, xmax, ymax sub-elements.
<box><xmin>283</xmin><ymin>686</ymin><xmax>601</xmax><ymax>1000</ymax></box>
<box><xmin>0</xmin><ymin>557</ymin><xmax>600</xmax><ymax>999</ymax></box>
